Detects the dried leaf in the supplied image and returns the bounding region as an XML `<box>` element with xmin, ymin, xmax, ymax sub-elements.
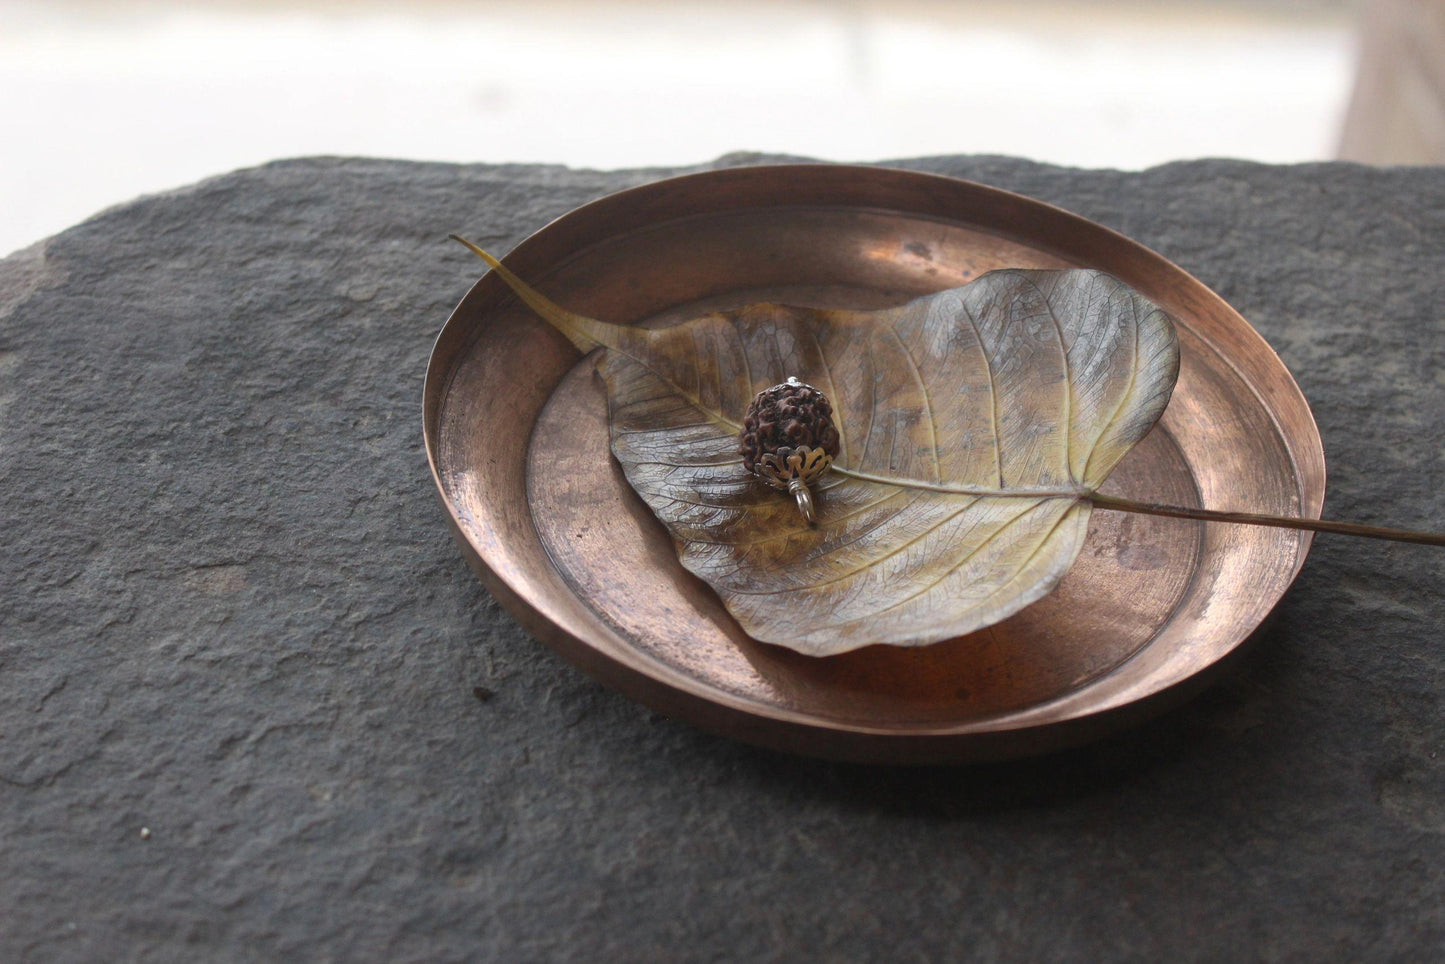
<box><xmin>455</xmin><ymin>239</ymin><xmax>1179</xmax><ymax>655</ymax></box>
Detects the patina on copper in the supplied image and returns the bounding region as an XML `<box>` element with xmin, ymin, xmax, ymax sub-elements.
<box><xmin>423</xmin><ymin>164</ymin><xmax>1325</xmax><ymax>764</ymax></box>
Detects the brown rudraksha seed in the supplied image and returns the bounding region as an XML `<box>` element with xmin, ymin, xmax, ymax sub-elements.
<box><xmin>738</xmin><ymin>377</ymin><xmax>840</xmax><ymax>524</ymax></box>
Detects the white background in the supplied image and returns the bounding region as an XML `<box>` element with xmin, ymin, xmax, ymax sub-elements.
<box><xmin>1</xmin><ymin>0</ymin><xmax>1355</xmax><ymax>257</ymax></box>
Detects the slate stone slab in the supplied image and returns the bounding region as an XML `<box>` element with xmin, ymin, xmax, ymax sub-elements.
<box><xmin>1</xmin><ymin>154</ymin><xmax>1442</xmax><ymax>962</ymax></box>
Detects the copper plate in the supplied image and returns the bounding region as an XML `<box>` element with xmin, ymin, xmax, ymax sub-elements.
<box><xmin>424</xmin><ymin>165</ymin><xmax>1324</xmax><ymax>764</ymax></box>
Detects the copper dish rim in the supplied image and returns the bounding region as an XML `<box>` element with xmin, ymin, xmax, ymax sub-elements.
<box><xmin>423</xmin><ymin>163</ymin><xmax>1326</xmax><ymax>764</ymax></box>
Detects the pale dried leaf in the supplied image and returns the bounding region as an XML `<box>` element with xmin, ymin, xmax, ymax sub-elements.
<box><xmin>457</xmin><ymin>241</ymin><xmax>1179</xmax><ymax>655</ymax></box>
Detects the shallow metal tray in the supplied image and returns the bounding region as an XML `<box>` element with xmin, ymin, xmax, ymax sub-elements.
<box><xmin>424</xmin><ymin>164</ymin><xmax>1324</xmax><ymax>763</ymax></box>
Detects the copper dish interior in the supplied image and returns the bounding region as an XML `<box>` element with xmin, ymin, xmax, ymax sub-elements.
<box><xmin>424</xmin><ymin>165</ymin><xmax>1324</xmax><ymax>763</ymax></box>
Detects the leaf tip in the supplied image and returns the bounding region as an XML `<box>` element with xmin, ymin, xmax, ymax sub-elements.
<box><xmin>449</xmin><ymin>234</ymin><xmax>615</xmax><ymax>354</ymax></box>
<box><xmin>449</xmin><ymin>234</ymin><xmax>504</xmax><ymax>271</ymax></box>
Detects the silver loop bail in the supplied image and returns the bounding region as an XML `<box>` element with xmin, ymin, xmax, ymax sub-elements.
<box><xmin>788</xmin><ymin>477</ymin><xmax>816</xmax><ymax>525</ymax></box>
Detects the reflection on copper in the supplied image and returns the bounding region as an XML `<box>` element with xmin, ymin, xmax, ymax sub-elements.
<box><xmin>423</xmin><ymin>165</ymin><xmax>1323</xmax><ymax>763</ymax></box>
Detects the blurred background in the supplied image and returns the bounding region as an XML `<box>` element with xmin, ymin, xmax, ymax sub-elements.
<box><xmin>2</xmin><ymin>0</ymin><xmax>1440</xmax><ymax>257</ymax></box>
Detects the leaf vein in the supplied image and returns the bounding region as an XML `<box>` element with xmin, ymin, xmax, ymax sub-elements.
<box><xmin>1021</xmin><ymin>274</ymin><xmax>1073</xmax><ymax>483</ymax></box>
<box><xmin>1081</xmin><ymin>296</ymin><xmax>1141</xmax><ymax>483</ymax></box>
<box><xmin>887</xmin><ymin>320</ymin><xmax>942</xmax><ymax>484</ymax></box>
<box><xmin>635</xmin><ymin>474</ymin><xmax>850</xmax><ymax>511</ymax></box>
<box><xmin>853</xmin><ymin>335</ymin><xmax>880</xmax><ymax>471</ymax></box>
<box><xmin>958</xmin><ymin>297</ymin><xmax>1004</xmax><ymax>488</ymax></box>
<box><xmin>802</xmin><ymin>322</ymin><xmax>847</xmax><ymax>466</ymax></box>
<box><xmin>731</xmin><ymin>317</ymin><xmax>755</xmax><ymax>398</ymax></box>
<box><xmin>682</xmin><ymin>487</ymin><xmax>910</xmax><ymax>548</ymax></box>
<box><xmin>725</xmin><ymin>493</ymin><xmax>987</xmax><ymax>597</ymax></box>
<box><xmin>839</xmin><ymin>498</ymin><xmax>1055</xmax><ymax>622</ymax></box>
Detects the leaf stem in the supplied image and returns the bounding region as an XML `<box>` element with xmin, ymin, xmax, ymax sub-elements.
<box><xmin>831</xmin><ymin>466</ymin><xmax>1083</xmax><ymax>499</ymax></box>
<box><xmin>452</xmin><ymin>241</ymin><xmax>1443</xmax><ymax>551</ymax></box>
<box><xmin>1087</xmin><ymin>492</ymin><xmax>1445</xmax><ymax>547</ymax></box>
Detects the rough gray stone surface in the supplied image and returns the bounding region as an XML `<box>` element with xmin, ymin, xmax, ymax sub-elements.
<box><xmin>1</xmin><ymin>154</ymin><xmax>1442</xmax><ymax>962</ymax></box>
